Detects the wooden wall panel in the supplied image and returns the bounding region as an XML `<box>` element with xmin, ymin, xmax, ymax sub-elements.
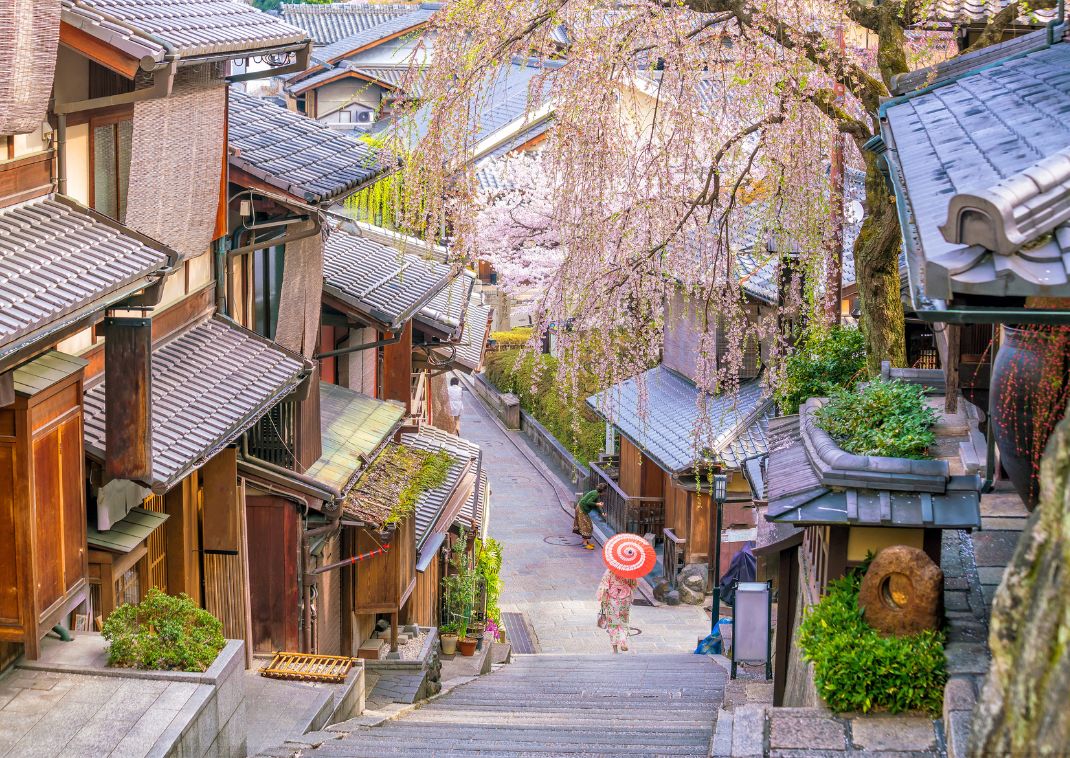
<box><xmin>201</xmin><ymin>448</ymin><xmax>239</xmax><ymax>552</ymax></box>
<box><xmin>247</xmin><ymin>495</ymin><xmax>299</xmax><ymax>653</ymax></box>
<box><xmin>318</xmin><ymin>535</ymin><xmax>341</xmax><ymax>655</ymax></box>
<box><xmin>203</xmin><ymin>552</ymin><xmax>246</xmax><ymax>640</ymax></box>
<box><xmin>381</xmin><ymin>322</ymin><xmax>413</xmax><ymax>412</ymax></box>
<box><xmin>103</xmin><ymin>317</ymin><xmax>152</xmax><ymax>480</ymax></box>
<box><xmin>164</xmin><ymin>472</ymin><xmax>202</xmax><ymax>604</ymax></box>
<box><xmin>406</xmin><ymin>554</ymin><xmax>441</xmax><ymax>628</ymax></box>
<box><xmin>0</xmin><ymin>444</ymin><xmax>20</xmax><ymax>624</ymax></box>
<box><xmin>32</xmin><ymin>433</ymin><xmax>63</xmax><ymax>612</ymax></box>
<box><xmin>619</xmin><ymin>437</ymin><xmax>642</xmax><ymax>497</ymax></box>
<box><xmin>58</xmin><ymin>416</ymin><xmax>86</xmax><ymax>594</ymax></box>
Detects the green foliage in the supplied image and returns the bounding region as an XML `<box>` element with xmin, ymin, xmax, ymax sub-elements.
<box><xmin>484</xmin><ymin>349</ymin><xmax>605</xmax><ymax>463</ymax></box>
<box><xmin>798</xmin><ymin>573</ymin><xmax>946</xmax><ymax>716</ymax></box>
<box><xmin>389</xmin><ymin>449</ymin><xmax>453</xmax><ymax>526</ymax></box>
<box><xmin>816</xmin><ymin>378</ymin><xmax>938</xmax><ymax>459</ymax></box>
<box><xmin>441</xmin><ymin>529</ymin><xmax>477</xmax><ymax>639</ymax></box>
<box><xmin>777</xmin><ymin>325</ymin><xmax>868</xmax><ymax>414</ymax></box>
<box><xmin>102</xmin><ymin>588</ymin><xmax>225</xmax><ymax>672</ymax></box>
<box><xmin>489</xmin><ymin>327</ymin><xmax>534</xmax><ymax>349</ymax></box>
<box><xmin>475</xmin><ymin>538</ymin><xmax>504</xmax><ymax>624</ymax></box>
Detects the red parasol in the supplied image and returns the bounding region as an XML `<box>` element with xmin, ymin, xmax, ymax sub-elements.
<box><xmin>602</xmin><ymin>533</ymin><xmax>656</xmax><ymax>579</ymax></box>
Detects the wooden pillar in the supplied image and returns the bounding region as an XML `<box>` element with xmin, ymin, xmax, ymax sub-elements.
<box><xmin>164</xmin><ymin>472</ymin><xmax>202</xmax><ymax>605</ymax></box>
<box><xmin>201</xmin><ymin>449</ymin><xmax>239</xmax><ymax>552</ymax></box>
<box><xmin>945</xmin><ymin>324</ymin><xmax>961</xmax><ymax>414</ymax></box>
<box><xmin>381</xmin><ymin>322</ymin><xmax>413</xmax><ymax>413</ymax></box>
<box><xmin>774</xmin><ymin>546</ymin><xmax>800</xmax><ymax>707</ymax></box>
<box><xmin>390</xmin><ymin>611</ymin><xmax>399</xmax><ymax>653</ymax></box>
<box><xmin>103</xmin><ymin>316</ymin><xmax>153</xmax><ymax>480</ymax></box>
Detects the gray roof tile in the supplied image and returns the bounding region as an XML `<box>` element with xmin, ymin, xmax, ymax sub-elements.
<box><xmin>280</xmin><ymin>2</ymin><xmax>427</xmax><ymax>45</ymax></box>
<box><xmin>932</xmin><ymin>0</ymin><xmax>1056</xmax><ymax>24</ymax></box>
<box><xmin>229</xmin><ymin>89</ymin><xmax>386</xmax><ymax>203</ymax></box>
<box><xmin>83</xmin><ymin>315</ymin><xmax>307</xmax><ymax>492</ymax></box>
<box><xmin>586</xmin><ymin>365</ymin><xmax>772</xmax><ymax>474</ymax></box>
<box><xmin>882</xmin><ymin>39</ymin><xmax>1070</xmax><ymax>303</ymax></box>
<box><xmin>323</xmin><ymin>228</ymin><xmax>455</xmax><ymax>329</ymax></box>
<box><xmin>447</xmin><ymin>294</ymin><xmax>491</xmax><ymax>372</ymax></box>
<box><xmin>61</xmin><ymin>0</ymin><xmax>308</xmax><ymax>62</ymax></box>
<box><xmin>317</xmin><ymin>9</ymin><xmax>435</xmax><ymax>64</ymax></box>
<box><xmin>401</xmin><ymin>426</ymin><xmax>481</xmax><ymax>548</ymax></box>
<box><xmin>0</xmin><ymin>195</ymin><xmax>171</xmax><ymax>362</ymax></box>
<box><xmin>417</xmin><ymin>271</ymin><xmax>475</xmax><ymax>338</ymax></box>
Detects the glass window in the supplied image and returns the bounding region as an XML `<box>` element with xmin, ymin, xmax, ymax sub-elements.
<box><xmin>253</xmin><ymin>245</ymin><xmax>285</xmax><ymax>339</ymax></box>
<box><xmin>91</xmin><ymin>119</ymin><xmax>132</xmax><ymax>221</ymax></box>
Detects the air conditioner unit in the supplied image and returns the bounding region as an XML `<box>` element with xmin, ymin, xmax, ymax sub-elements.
<box><xmin>355</xmin><ymin>110</ymin><xmax>374</xmax><ymax>123</ymax></box>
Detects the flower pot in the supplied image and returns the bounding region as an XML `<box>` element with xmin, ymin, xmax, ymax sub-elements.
<box><xmin>991</xmin><ymin>326</ymin><xmax>1070</xmax><ymax>509</ymax></box>
<box><xmin>440</xmin><ymin>633</ymin><xmax>458</xmax><ymax>655</ymax></box>
<box><xmin>457</xmin><ymin>637</ymin><xmax>477</xmax><ymax>656</ymax></box>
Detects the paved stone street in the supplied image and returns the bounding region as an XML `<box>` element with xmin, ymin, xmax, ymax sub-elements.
<box><xmin>459</xmin><ymin>381</ymin><xmax>711</xmax><ymax>655</ymax></box>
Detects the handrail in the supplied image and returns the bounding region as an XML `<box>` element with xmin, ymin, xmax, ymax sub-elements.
<box><xmin>588</xmin><ymin>461</ymin><xmax>664</xmax><ymax>503</ymax></box>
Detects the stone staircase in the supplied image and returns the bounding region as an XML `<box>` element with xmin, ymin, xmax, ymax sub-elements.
<box><xmin>302</xmin><ymin>653</ymin><xmax>726</xmax><ymax>756</ymax></box>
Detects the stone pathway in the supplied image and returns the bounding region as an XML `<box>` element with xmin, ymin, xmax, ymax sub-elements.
<box><xmin>459</xmin><ymin>380</ymin><xmax>711</xmax><ymax>655</ymax></box>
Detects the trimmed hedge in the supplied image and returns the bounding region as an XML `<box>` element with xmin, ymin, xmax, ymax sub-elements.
<box><xmin>103</xmin><ymin>588</ymin><xmax>225</xmax><ymax>672</ymax></box>
<box><xmin>798</xmin><ymin>572</ymin><xmax>946</xmax><ymax>715</ymax></box>
<box><xmin>484</xmin><ymin>349</ymin><xmax>605</xmax><ymax>463</ymax></box>
<box><xmin>489</xmin><ymin>327</ymin><xmax>535</xmax><ymax>349</ymax></box>
<box><xmin>816</xmin><ymin>378</ymin><xmax>938</xmax><ymax>460</ymax></box>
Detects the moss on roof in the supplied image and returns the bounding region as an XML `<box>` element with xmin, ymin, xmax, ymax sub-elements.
<box><xmin>344</xmin><ymin>443</ymin><xmax>453</xmax><ymax>529</ymax></box>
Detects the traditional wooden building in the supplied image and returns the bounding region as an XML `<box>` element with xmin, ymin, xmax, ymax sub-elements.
<box><xmin>0</xmin><ymin>0</ymin><xmax>312</xmax><ymax>669</ymax></box>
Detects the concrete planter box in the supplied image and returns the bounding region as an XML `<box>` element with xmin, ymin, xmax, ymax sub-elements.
<box><xmin>20</xmin><ymin>632</ymin><xmax>246</xmax><ymax>757</ymax></box>
<box><xmin>363</xmin><ymin>627</ymin><xmax>442</xmax><ymax>703</ymax></box>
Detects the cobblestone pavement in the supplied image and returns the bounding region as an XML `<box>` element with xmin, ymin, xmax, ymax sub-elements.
<box><xmin>459</xmin><ymin>382</ymin><xmax>711</xmax><ymax>655</ymax></box>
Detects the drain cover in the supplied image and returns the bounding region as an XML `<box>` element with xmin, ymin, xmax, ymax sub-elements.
<box><xmin>544</xmin><ymin>536</ymin><xmax>583</xmax><ymax>546</ymax></box>
<box><xmin>632</xmin><ymin>596</ymin><xmax>653</xmax><ymax>607</ymax></box>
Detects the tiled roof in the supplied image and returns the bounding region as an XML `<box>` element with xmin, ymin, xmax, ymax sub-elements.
<box><xmin>458</xmin><ymin>469</ymin><xmax>489</xmax><ymax>536</ymax></box>
<box><xmin>61</xmin><ymin>0</ymin><xmax>308</xmax><ymax>63</ymax></box>
<box><xmin>473</xmin><ymin>118</ymin><xmax>554</xmax><ymax>193</ymax></box>
<box><xmin>229</xmin><ymin>89</ymin><xmax>386</xmax><ymax>203</ymax></box>
<box><xmin>317</xmin><ymin>8</ymin><xmax>434</xmax><ymax>64</ymax></box>
<box><xmin>83</xmin><ymin>316</ymin><xmax>307</xmax><ymax>493</ymax></box>
<box><xmin>881</xmin><ymin>39</ymin><xmax>1070</xmax><ymax>305</ymax></box>
<box><xmin>401</xmin><ymin>426</ymin><xmax>481</xmax><ymax>548</ymax></box>
<box><xmin>351</xmin><ymin>65</ymin><xmax>414</xmax><ymax>90</ymax></box>
<box><xmin>307</xmin><ymin>382</ymin><xmax>406</xmax><ymax>494</ymax></box>
<box><xmin>323</xmin><ymin>228</ymin><xmax>455</xmax><ymax>329</ymax></box>
<box><xmin>0</xmin><ymin>195</ymin><xmax>172</xmax><ymax>365</ymax></box>
<box><xmin>448</xmin><ymin>294</ymin><xmax>492</xmax><ymax>372</ymax></box>
<box><xmin>280</xmin><ymin>2</ymin><xmax>426</xmax><ymax>45</ymax></box>
<box><xmin>931</xmin><ymin>0</ymin><xmax>1056</xmax><ymax>24</ymax></box>
<box><xmin>417</xmin><ymin>272</ymin><xmax>475</xmax><ymax>338</ymax></box>
<box><xmin>285</xmin><ymin>61</ymin><xmax>396</xmax><ymax>95</ymax></box>
<box><xmin>586</xmin><ymin>365</ymin><xmax>772</xmax><ymax>475</ymax></box>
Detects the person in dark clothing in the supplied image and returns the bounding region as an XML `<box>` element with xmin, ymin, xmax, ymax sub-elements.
<box><xmin>573</xmin><ymin>483</ymin><xmax>607</xmax><ymax>549</ymax></box>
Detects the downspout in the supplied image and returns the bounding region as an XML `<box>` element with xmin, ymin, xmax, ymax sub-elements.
<box><xmin>312</xmin><ymin>331</ymin><xmax>402</xmax><ymax>360</ymax></box>
<box><xmin>56</xmin><ymin>115</ymin><xmax>67</xmax><ymax>195</ymax></box>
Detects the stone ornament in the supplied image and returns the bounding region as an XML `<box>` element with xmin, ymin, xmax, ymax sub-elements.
<box><xmin>858</xmin><ymin>545</ymin><xmax>944</xmax><ymax>636</ymax></box>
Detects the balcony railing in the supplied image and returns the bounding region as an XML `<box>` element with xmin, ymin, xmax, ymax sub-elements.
<box><xmin>246</xmin><ymin>399</ymin><xmax>297</xmax><ymax>468</ymax></box>
<box><xmin>411</xmin><ymin>370</ymin><xmax>427</xmax><ymax>423</ymax></box>
<box><xmin>588</xmin><ymin>461</ymin><xmax>665</xmax><ymax>540</ymax></box>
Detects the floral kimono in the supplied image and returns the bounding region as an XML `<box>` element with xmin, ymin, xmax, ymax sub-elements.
<box><xmin>597</xmin><ymin>569</ymin><xmax>637</xmax><ymax>649</ymax></box>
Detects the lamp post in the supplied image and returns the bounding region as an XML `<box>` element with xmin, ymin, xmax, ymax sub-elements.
<box><xmin>710</xmin><ymin>473</ymin><xmax>728</xmax><ymax>632</ymax></box>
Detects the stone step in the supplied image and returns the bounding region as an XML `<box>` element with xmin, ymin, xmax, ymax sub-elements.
<box><xmin>312</xmin><ymin>736</ymin><xmax>708</xmax><ymax>755</ymax></box>
<box><xmin>386</xmin><ymin>717</ymin><xmax>712</xmax><ymax>732</ymax></box>
<box><xmin>352</xmin><ymin>725</ymin><xmax>711</xmax><ymax>745</ymax></box>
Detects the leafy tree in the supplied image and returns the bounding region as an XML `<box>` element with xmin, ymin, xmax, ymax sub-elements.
<box><xmin>776</xmin><ymin>325</ymin><xmax>867</xmax><ymax>414</ymax></box>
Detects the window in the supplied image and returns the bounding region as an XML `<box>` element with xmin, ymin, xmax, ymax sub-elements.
<box><xmin>253</xmin><ymin>245</ymin><xmax>285</xmax><ymax>339</ymax></box>
<box><xmin>90</xmin><ymin>117</ymin><xmax>132</xmax><ymax>221</ymax></box>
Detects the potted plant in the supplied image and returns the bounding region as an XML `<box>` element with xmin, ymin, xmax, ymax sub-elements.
<box><xmin>456</xmin><ymin>617</ymin><xmax>477</xmax><ymax>656</ymax></box>
<box><xmin>441</xmin><ymin>529</ymin><xmax>478</xmax><ymax>656</ymax></box>
<box><xmin>439</xmin><ymin>620</ymin><xmax>458</xmax><ymax>655</ymax></box>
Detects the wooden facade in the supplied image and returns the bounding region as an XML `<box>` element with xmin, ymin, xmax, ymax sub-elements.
<box><xmin>354</xmin><ymin>517</ymin><xmax>416</xmax><ymax>615</ymax></box>
<box><xmin>0</xmin><ymin>355</ymin><xmax>89</xmax><ymax>659</ymax></box>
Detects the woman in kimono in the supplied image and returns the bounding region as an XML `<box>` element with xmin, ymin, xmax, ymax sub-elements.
<box><xmin>597</xmin><ymin>568</ymin><xmax>637</xmax><ymax>653</ymax></box>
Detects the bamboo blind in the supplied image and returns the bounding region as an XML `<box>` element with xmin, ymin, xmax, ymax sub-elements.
<box><xmin>0</xmin><ymin>0</ymin><xmax>60</xmax><ymax>135</ymax></box>
<box><xmin>125</xmin><ymin>66</ymin><xmax>225</xmax><ymax>259</ymax></box>
<box><xmin>204</xmin><ymin>552</ymin><xmax>247</xmax><ymax>641</ymax></box>
<box><xmin>274</xmin><ymin>230</ymin><xmax>324</xmax><ymax>358</ymax></box>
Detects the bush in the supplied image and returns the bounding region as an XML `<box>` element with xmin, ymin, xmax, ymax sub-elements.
<box><xmin>798</xmin><ymin>572</ymin><xmax>946</xmax><ymax>715</ymax></box>
<box><xmin>102</xmin><ymin>588</ymin><xmax>225</xmax><ymax>672</ymax></box>
<box><xmin>476</xmin><ymin>538</ymin><xmax>504</xmax><ymax>624</ymax></box>
<box><xmin>816</xmin><ymin>378</ymin><xmax>938</xmax><ymax>459</ymax></box>
<box><xmin>777</xmin><ymin>326</ymin><xmax>867</xmax><ymax>414</ymax></box>
<box><xmin>489</xmin><ymin>327</ymin><xmax>534</xmax><ymax>349</ymax></box>
<box><xmin>484</xmin><ymin>349</ymin><xmax>605</xmax><ymax>463</ymax></box>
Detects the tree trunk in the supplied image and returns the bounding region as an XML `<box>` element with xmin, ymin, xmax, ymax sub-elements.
<box><xmin>854</xmin><ymin>151</ymin><xmax>906</xmax><ymax>374</ymax></box>
<box><xmin>970</xmin><ymin>397</ymin><xmax>1070</xmax><ymax>754</ymax></box>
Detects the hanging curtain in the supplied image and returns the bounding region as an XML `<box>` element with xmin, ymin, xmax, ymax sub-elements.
<box><xmin>274</xmin><ymin>229</ymin><xmax>324</xmax><ymax>360</ymax></box>
<box><xmin>0</xmin><ymin>0</ymin><xmax>60</xmax><ymax>134</ymax></box>
<box><xmin>125</xmin><ymin>67</ymin><xmax>225</xmax><ymax>259</ymax></box>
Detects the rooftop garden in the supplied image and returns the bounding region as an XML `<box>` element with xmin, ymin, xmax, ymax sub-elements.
<box><xmin>816</xmin><ymin>378</ymin><xmax>939</xmax><ymax>460</ymax></box>
<box><xmin>344</xmin><ymin>444</ymin><xmax>454</xmax><ymax>530</ymax></box>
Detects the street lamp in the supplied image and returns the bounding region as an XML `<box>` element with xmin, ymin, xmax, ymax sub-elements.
<box><xmin>710</xmin><ymin>473</ymin><xmax>728</xmax><ymax>632</ymax></box>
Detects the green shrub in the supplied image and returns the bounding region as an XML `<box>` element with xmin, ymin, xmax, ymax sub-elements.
<box><xmin>798</xmin><ymin>573</ymin><xmax>946</xmax><ymax>715</ymax></box>
<box><xmin>777</xmin><ymin>326</ymin><xmax>867</xmax><ymax>414</ymax></box>
<box><xmin>476</xmin><ymin>538</ymin><xmax>504</xmax><ymax>624</ymax></box>
<box><xmin>816</xmin><ymin>378</ymin><xmax>938</xmax><ymax>459</ymax></box>
<box><xmin>484</xmin><ymin>349</ymin><xmax>605</xmax><ymax>463</ymax></box>
<box><xmin>102</xmin><ymin>588</ymin><xmax>225</xmax><ymax>672</ymax></box>
<box><xmin>489</xmin><ymin>327</ymin><xmax>535</xmax><ymax>349</ymax></box>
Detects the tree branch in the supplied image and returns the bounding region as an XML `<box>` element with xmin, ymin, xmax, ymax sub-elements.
<box><xmin>963</xmin><ymin>0</ymin><xmax>1057</xmax><ymax>54</ymax></box>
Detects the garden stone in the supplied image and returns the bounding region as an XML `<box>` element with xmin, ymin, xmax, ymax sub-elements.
<box><xmin>652</xmin><ymin>579</ymin><xmax>671</xmax><ymax>602</ymax></box>
<box><xmin>858</xmin><ymin>545</ymin><xmax>943</xmax><ymax>635</ymax></box>
<box><xmin>665</xmin><ymin>590</ymin><xmax>681</xmax><ymax>606</ymax></box>
<box><xmin>679</xmin><ymin>584</ymin><xmax>704</xmax><ymax>605</ymax></box>
<box><xmin>679</xmin><ymin>563</ymin><xmax>709</xmax><ymax>593</ymax></box>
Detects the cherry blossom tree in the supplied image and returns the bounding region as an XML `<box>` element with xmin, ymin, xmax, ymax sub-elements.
<box><xmin>391</xmin><ymin>0</ymin><xmax>1047</xmax><ymax>391</ymax></box>
<box><xmin>473</xmin><ymin>152</ymin><xmax>563</xmax><ymax>295</ymax></box>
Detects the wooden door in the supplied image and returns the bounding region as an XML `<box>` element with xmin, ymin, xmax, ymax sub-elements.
<box><xmin>246</xmin><ymin>495</ymin><xmax>299</xmax><ymax>653</ymax></box>
<box><xmin>0</xmin><ymin>441</ymin><xmax>20</xmax><ymax>628</ymax></box>
<box><xmin>32</xmin><ymin>432</ymin><xmax>63</xmax><ymax>612</ymax></box>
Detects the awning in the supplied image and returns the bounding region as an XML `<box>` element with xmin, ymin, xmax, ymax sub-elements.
<box><xmin>83</xmin><ymin>315</ymin><xmax>308</xmax><ymax>493</ymax></box>
<box><xmin>0</xmin><ymin>194</ymin><xmax>174</xmax><ymax>373</ymax></box>
<box><xmin>323</xmin><ymin>227</ymin><xmax>456</xmax><ymax>331</ymax></box>
<box><xmin>306</xmin><ymin>382</ymin><xmax>406</xmax><ymax>495</ymax></box>
<box><xmin>442</xmin><ymin>296</ymin><xmax>493</xmax><ymax>373</ymax></box>
<box><xmin>87</xmin><ymin>507</ymin><xmax>169</xmax><ymax>554</ymax></box>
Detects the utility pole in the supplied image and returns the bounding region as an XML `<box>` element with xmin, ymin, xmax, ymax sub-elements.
<box><xmin>826</xmin><ymin>22</ymin><xmax>846</xmax><ymax>325</ymax></box>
